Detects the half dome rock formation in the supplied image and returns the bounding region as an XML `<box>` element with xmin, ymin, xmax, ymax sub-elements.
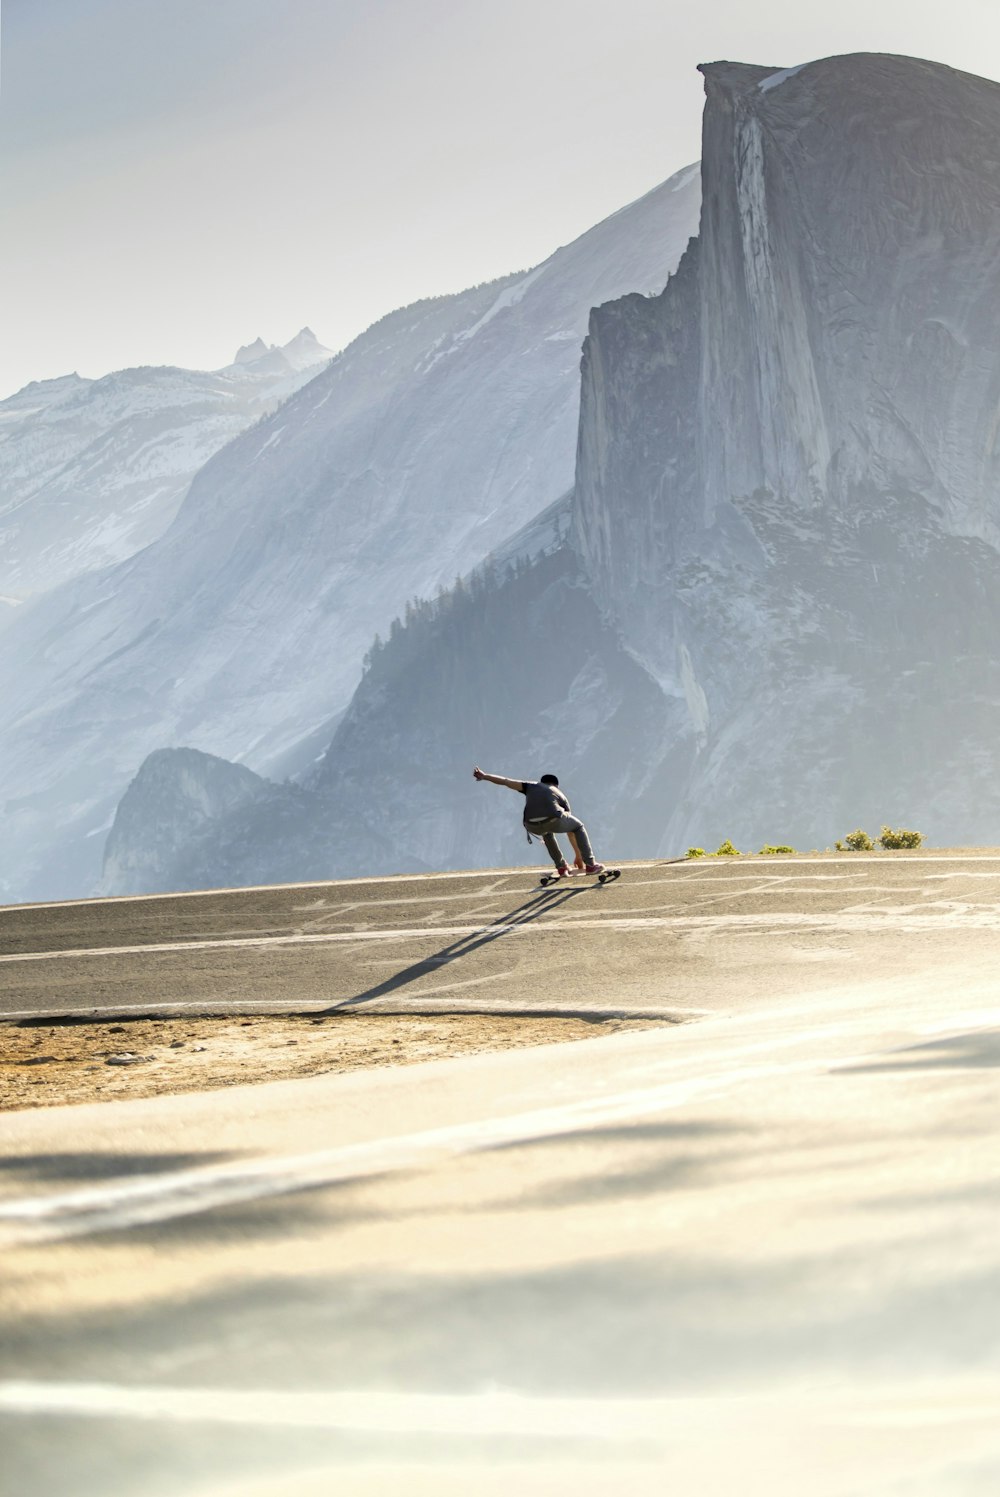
<box><xmin>572</xmin><ymin>53</ymin><xmax>1000</xmax><ymax>850</ymax></box>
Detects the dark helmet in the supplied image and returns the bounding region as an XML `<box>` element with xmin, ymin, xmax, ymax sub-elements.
<box><xmin>540</xmin><ymin>773</ymin><xmax>559</xmax><ymax>786</ymax></box>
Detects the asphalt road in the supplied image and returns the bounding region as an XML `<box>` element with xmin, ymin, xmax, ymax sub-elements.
<box><xmin>3</xmin><ymin>853</ymin><xmax>1000</xmax><ymax>1496</ymax></box>
<box><xmin>5</xmin><ymin>852</ymin><xmax>1000</xmax><ymax>1022</ymax></box>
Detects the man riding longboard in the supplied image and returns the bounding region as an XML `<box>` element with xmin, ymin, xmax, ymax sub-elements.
<box><xmin>473</xmin><ymin>766</ymin><xmax>604</xmax><ymax>878</ymax></box>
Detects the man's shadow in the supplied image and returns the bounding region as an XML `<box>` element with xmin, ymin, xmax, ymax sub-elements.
<box><xmin>321</xmin><ymin>885</ymin><xmax>586</xmax><ymax>1012</ymax></box>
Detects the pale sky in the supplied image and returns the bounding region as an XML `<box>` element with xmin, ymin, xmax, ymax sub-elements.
<box><xmin>3</xmin><ymin>0</ymin><xmax>1000</xmax><ymax>397</ymax></box>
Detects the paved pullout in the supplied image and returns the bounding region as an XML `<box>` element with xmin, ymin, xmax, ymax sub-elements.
<box><xmin>3</xmin><ymin>855</ymin><xmax>1000</xmax><ymax>1494</ymax></box>
<box><xmin>5</xmin><ymin>853</ymin><xmax>1000</xmax><ymax>1022</ymax></box>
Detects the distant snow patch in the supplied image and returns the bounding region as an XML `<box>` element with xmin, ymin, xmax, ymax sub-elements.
<box><xmin>419</xmin><ymin>265</ymin><xmax>551</xmax><ymax>376</ymax></box>
<box><xmin>255</xmin><ymin>427</ymin><xmax>285</xmax><ymax>457</ymax></box>
<box><xmin>759</xmin><ymin>64</ymin><xmax>806</xmax><ymax>94</ymax></box>
<box><xmin>455</xmin><ymin>264</ymin><xmax>548</xmax><ymax>345</ymax></box>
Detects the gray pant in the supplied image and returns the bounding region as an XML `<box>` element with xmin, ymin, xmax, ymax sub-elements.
<box><xmin>525</xmin><ymin>815</ymin><xmax>595</xmax><ymax>868</ymax></box>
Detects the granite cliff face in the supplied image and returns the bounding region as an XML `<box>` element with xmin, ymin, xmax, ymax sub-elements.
<box><xmin>99</xmin><ymin>744</ymin><xmax>412</xmax><ymax>894</ymax></box>
<box><xmin>100</xmin><ymin>749</ymin><xmax>268</xmax><ymax>897</ymax></box>
<box><xmin>572</xmin><ymin>53</ymin><xmax>1000</xmax><ymax>851</ymax></box>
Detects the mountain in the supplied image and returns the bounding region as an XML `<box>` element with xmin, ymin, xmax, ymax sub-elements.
<box><xmin>100</xmin><ymin>748</ymin><xmax>269</xmax><ymax>896</ymax></box>
<box><xmin>0</xmin><ymin>167</ymin><xmax>701</xmax><ymax>902</ymax></box>
<box><xmin>0</xmin><ymin>331</ymin><xmax>333</xmax><ymax>600</ymax></box>
<box><xmin>100</xmin><ymin>740</ymin><xmax>421</xmax><ymax>896</ymax></box>
<box><xmin>233</xmin><ymin>338</ymin><xmax>273</xmax><ymax>365</ymax></box>
<box><xmin>278</xmin><ymin>328</ymin><xmax>333</xmax><ymax>372</ymax></box>
<box><xmin>102</xmin><ymin>53</ymin><xmax>1000</xmax><ymax>892</ymax></box>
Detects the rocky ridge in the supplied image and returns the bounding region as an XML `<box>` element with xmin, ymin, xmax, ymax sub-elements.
<box><xmin>0</xmin><ymin>331</ymin><xmax>333</xmax><ymax>600</ymax></box>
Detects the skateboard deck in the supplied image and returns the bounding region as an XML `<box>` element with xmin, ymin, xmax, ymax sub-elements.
<box><xmin>538</xmin><ymin>867</ymin><xmax>622</xmax><ymax>888</ymax></box>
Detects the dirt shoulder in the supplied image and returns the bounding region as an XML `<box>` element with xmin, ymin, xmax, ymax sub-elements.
<box><xmin>1</xmin><ymin>1012</ymin><xmax>670</xmax><ymax>1111</ymax></box>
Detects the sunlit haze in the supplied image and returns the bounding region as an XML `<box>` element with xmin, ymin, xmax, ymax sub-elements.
<box><xmin>3</xmin><ymin>0</ymin><xmax>1000</xmax><ymax>396</ymax></box>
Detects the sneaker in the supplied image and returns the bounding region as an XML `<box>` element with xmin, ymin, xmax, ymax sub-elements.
<box><xmin>556</xmin><ymin>864</ymin><xmax>571</xmax><ymax>877</ymax></box>
<box><xmin>584</xmin><ymin>862</ymin><xmax>605</xmax><ymax>875</ymax></box>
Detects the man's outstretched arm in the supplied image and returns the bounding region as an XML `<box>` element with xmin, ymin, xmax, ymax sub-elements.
<box><xmin>473</xmin><ymin>767</ymin><xmax>524</xmax><ymax>792</ymax></box>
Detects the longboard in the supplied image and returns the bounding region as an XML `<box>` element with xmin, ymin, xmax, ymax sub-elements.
<box><xmin>538</xmin><ymin>867</ymin><xmax>622</xmax><ymax>888</ymax></box>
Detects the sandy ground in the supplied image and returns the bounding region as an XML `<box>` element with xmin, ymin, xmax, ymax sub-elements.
<box><xmin>0</xmin><ymin>1012</ymin><xmax>667</xmax><ymax>1111</ymax></box>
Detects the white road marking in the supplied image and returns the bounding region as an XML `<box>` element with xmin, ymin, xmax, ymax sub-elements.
<box><xmin>0</xmin><ymin>1381</ymin><xmax>663</xmax><ymax>1437</ymax></box>
<box><xmin>7</xmin><ymin>907</ymin><xmax>1000</xmax><ymax>966</ymax></box>
<box><xmin>0</xmin><ymin>864</ymin><xmax>665</xmax><ymax>914</ymax></box>
<box><xmin>915</xmin><ymin>1008</ymin><xmax>1000</xmax><ymax>1034</ymax></box>
<box><xmin>294</xmin><ymin>870</ymin><xmax>871</xmax><ymax>916</ymax></box>
<box><xmin>1</xmin><ymin>1378</ymin><xmax>997</xmax><ymax>1438</ymax></box>
<box><xmin>6</xmin><ymin>855</ymin><xmax>1000</xmax><ymax>914</ymax></box>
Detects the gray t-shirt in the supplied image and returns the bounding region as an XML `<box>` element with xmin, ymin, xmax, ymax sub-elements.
<box><xmin>521</xmin><ymin>780</ymin><xmax>570</xmax><ymax>823</ymax></box>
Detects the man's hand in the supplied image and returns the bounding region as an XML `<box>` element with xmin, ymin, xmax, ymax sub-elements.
<box><xmin>474</xmin><ymin>768</ymin><xmax>522</xmax><ymax>791</ymax></box>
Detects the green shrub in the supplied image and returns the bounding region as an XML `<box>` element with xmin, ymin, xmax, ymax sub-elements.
<box><xmin>713</xmin><ymin>839</ymin><xmax>741</xmax><ymax>856</ymax></box>
<box><xmin>837</xmin><ymin>829</ymin><xmax>874</xmax><ymax>852</ymax></box>
<box><xmin>759</xmin><ymin>845</ymin><xmax>796</xmax><ymax>855</ymax></box>
<box><xmin>686</xmin><ymin>847</ymin><xmax>706</xmax><ymax>859</ymax></box>
<box><xmin>878</xmin><ymin>825</ymin><xmax>923</xmax><ymax>850</ymax></box>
